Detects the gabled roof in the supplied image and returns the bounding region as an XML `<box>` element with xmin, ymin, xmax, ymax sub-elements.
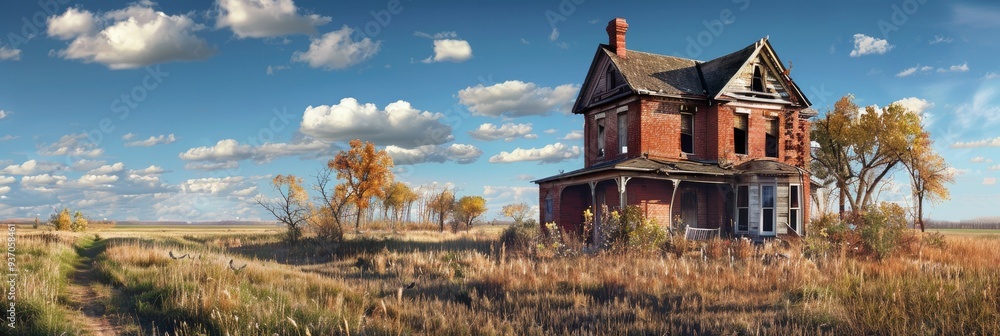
<box><xmin>573</xmin><ymin>37</ymin><xmax>811</xmax><ymax>113</ymax></box>
<box><xmin>603</xmin><ymin>47</ymin><xmax>703</xmax><ymax>96</ymax></box>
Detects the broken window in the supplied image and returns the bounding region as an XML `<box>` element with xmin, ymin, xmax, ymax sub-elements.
<box><xmin>752</xmin><ymin>65</ymin><xmax>766</xmax><ymax>92</ymax></box>
<box><xmin>736</xmin><ymin>185</ymin><xmax>749</xmax><ymax>233</ymax></box>
<box><xmin>618</xmin><ymin>111</ymin><xmax>628</xmax><ymax>154</ymax></box>
<box><xmin>734</xmin><ymin>113</ymin><xmax>748</xmax><ymax>155</ymax></box>
<box><xmin>597</xmin><ymin>119</ymin><xmax>606</xmax><ymax>157</ymax></box>
<box><xmin>681</xmin><ymin>113</ymin><xmax>693</xmax><ymax>154</ymax></box>
<box><xmin>765</xmin><ymin>118</ymin><xmax>779</xmax><ymax>158</ymax></box>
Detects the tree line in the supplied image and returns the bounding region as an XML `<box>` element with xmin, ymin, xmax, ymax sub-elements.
<box><xmin>256</xmin><ymin>139</ymin><xmax>495</xmax><ymax>243</ymax></box>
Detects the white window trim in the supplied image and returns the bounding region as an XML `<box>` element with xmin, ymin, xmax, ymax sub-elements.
<box><xmin>789</xmin><ymin>184</ymin><xmax>801</xmax><ymax>235</ymax></box>
<box><xmin>760</xmin><ymin>183</ymin><xmax>777</xmax><ymax>236</ymax></box>
<box><xmin>735</xmin><ymin>184</ymin><xmax>749</xmax><ymax>234</ymax></box>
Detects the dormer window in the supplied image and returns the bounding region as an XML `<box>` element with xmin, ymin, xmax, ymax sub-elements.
<box><xmin>605</xmin><ymin>66</ymin><xmax>617</xmax><ymax>89</ymax></box>
<box><xmin>752</xmin><ymin>65</ymin><xmax>766</xmax><ymax>93</ymax></box>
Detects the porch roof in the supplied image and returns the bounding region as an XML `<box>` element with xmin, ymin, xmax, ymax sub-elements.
<box><xmin>534</xmin><ymin>157</ymin><xmax>804</xmax><ymax>184</ymax></box>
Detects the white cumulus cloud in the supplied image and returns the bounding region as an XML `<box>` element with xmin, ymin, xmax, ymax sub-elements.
<box><xmin>850</xmin><ymin>34</ymin><xmax>893</xmax><ymax>57</ymax></box>
<box><xmin>488</xmin><ymin>142</ymin><xmax>581</xmax><ymax>164</ymax></box>
<box><xmin>468</xmin><ymin>123</ymin><xmax>534</xmax><ymax>141</ymax></box>
<box><xmin>300</xmin><ymin>98</ymin><xmax>453</xmax><ymax>148</ymax></box>
<box><xmin>386</xmin><ymin>144</ymin><xmax>483</xmax><ymax>165</ymax></box>
<box><xmin>951</xmin><ymin>137</ymin><xmax>1000</xmax><ymax>148</ymax></box>
<box><xmin>292</xmin><ymin>26</ymin><xmax>380</xmax><ymax>70</ymax></box>
<box><xmin>422</xmin><ymin>39</ymin><xmax>472</xmax><ymax>63</ymax></box>
<box><xmin>1</xmin><ymin>160</ymin><xmax>66</xmax><ymax>175</ymax></box>
<box><xmin>47</xmin><ymin>4</ymin><xmax>216</xmax><ymax>69</ymax></box>
<box><xmin>0</xmin><ymin>46</ymin><xmax>21</xmax><ymax>61</ymax></box>
<box><xmin>458</xmin><ymin>80</ymin><xmax>579</xmax><ymax>118</ymax></box>
<box><xmin>125</xmin><ymin>134</ymin><xmax>177</xmax><ymax>147</ymax></box>
<box><xmin>216</xmin><ymin>0</ymin><xmax>331</xmax><ymax>38</ymax></box>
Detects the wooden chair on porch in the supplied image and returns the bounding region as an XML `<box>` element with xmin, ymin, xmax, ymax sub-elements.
<box><xmin>684</xmin><ymin>225</ymin><xmax>720</xmax><ymax>241</ymax></box>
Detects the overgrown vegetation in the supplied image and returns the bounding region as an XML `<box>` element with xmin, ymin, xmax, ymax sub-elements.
<box><xmin>11</xmin><ymin>224</ymin><xmax>999</xmax><ymax>334</ymax></box>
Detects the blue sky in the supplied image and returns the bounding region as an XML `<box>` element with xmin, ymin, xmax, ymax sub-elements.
<box><xmin>0</xmin><ymin>0</ymin><xmax>998</xmax><ymax>222</ymax></box>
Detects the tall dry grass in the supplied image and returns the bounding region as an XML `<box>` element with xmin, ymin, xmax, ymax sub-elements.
<box><xmin>88</xmin><ymin>229</ymin><xmax>1000</xmax><ymax>335</ymax></box>
<box><xmin>7</xmin><ymin>232</ymin><xmax>81</xmax><ymax>334</ymax></box>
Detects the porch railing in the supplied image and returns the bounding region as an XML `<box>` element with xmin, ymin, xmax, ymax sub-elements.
<box><xmin>684</xmin><ymin>225</ymin><xmax>721</xmax><ymax>241</ymax></box>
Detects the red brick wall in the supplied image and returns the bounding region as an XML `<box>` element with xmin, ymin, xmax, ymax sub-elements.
<box><xmin>584</xmin><ymin>100</ymin><xmax>641</xmax><ymax>168</ymax></box>
<box><xmin>558</xmin><ymin>184</ymin><xmax>591</xmax><ymax>235</ymax></box>
<box><xmin>626</xmin><ymin>179</ymin><xmax>674</xmax><ymax>226</ymax></box>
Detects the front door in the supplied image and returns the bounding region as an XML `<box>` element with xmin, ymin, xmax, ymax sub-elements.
<box><xmin>682</xmin><ymin>191</ymin><xmax>698</xmax><ymax>228</ymax></box>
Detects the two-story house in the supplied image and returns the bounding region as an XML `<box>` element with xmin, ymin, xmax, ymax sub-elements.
<box><xmin>535</xmin><ymin>18</ymin><xmax>816</xmax><ymax>240</ymax></box>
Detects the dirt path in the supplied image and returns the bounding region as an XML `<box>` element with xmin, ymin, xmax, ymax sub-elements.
<box><xmin>65</xmin><ymin>237</ymin><xmax>122</xmax><ymax>336</ymax></box>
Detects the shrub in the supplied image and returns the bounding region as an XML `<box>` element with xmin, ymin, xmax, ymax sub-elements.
<box><xmin>858</xmin><ymin>203</ymin><xmax>907</xmax><ymax>260</ymax></box>
<box><xmin>499</xmin><ymin>219</ymin><xmax>538</xmax><ymax>256</ymax></box>
<box><xmin>600</xmin><ymin>205</ymin><xmax>666</xmax><ymax>254</ymax></box>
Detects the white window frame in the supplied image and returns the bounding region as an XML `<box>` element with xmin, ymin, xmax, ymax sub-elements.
<box><xmin>760</xmin><ymin>184</ymin><xmax>776</xmax><ymax>236</ymax></box>
<box><xmin>735</xmin><ymin>185</ymin><xmax>749</xmax><ymax>234</ymax></box>
<box><xmin>789</xmin><ymin>184</ymin><xmax>801</xmax><ymax>234</ymax></box>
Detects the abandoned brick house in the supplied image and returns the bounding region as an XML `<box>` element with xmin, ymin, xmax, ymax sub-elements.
<box><xmin>535</xmin><ymin>18</ymin><xmax>816</xmax><ymax>240</ymax></box>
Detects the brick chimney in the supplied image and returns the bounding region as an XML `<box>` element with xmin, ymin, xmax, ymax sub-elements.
<box><xmin>606</xmin><ymin>18</ymin><xmax>628</xmax><ymax>59</ymax></box>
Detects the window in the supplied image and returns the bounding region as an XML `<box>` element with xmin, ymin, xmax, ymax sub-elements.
<box><xmin>736</xmin><ymin>185</ymin><xmax>749</xmax><ymax>233</ymax></box>
<box><xmin>761</xmin><ymin>185</ymin><xmax>775</xmax><ymax>234</ymax></box>
<box><xmin>618</xmin><ymin>112</ymin><xmax>628</xmax><ymax>154</ymax></box>
<box><xmin>545</xmin><ymin>196</ymin><xmax>554</xmax><ymax>222</ymax></box>
<box><xmin>765</xmin><ymin>118</ymin><xmax>779</xmax><ymax>158</ymax></box>
<box><xmin>733</xmin><ymin>113</ymin><xmax>748</xmax><ymax>155</ymax></box>
<box><xmin>752</xmin><ymin>65</ymin><xmax>765</xmax><ymax>92</ymax></box>
<box><xmin>681</xmin><ymin>113</ymin><xmax>694</xmax><ymax>154</ymax></box>
<box><xmin>597</xmin><ymin>119</ymin><xmax>606</xmax><ymax>157</ymax></box>
<box><xmin>789</xmin><ymin>185</ymin><xmax>800</xmax><ymax>233</ymax></box>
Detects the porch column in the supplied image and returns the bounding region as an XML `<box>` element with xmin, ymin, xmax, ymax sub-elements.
<box><xmin>615</xmin><ymin>176</ymin><xmax>632</xmax><ymax>208</ymax></box>
<box><xmin>668</xmin><ymin>179</ymin><xmax>681</xmax><ymax>231</ymax></box>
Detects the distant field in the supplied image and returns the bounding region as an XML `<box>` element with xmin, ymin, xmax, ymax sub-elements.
<box><xmin>928</xmin><ymin>228</ymin><xmax>1000</xmax><ymax>236</ymax></box>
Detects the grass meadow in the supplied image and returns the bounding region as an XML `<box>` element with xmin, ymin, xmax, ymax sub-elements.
<box><xmin>6</xmin><ymin>224</ymin><xmax>1000</xmax><ymax>335</ymax></box>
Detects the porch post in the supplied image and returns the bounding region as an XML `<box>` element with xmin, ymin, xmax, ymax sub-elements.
<box><xmin>616</xmin><ymin>176</ymin><xmax>632</xmax><ymax>208</ymax></box>
<box><xmin>668</xmin><ymin>179</ymin><xmax>681</xmax><ymax>231</ymax></box>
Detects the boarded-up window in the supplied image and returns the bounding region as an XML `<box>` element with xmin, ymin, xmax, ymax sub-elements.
<box><xmin>765</xmin><ymin>118</ymin><xmax>779</xmax><ymax>158</ymax></box>
<box><xmin>734</xmin><ymin>113</ymin><xmax>748</xmax><ymax>155</ymax></box>
<box><xmin>681</xmin><ymin>113</ymin><xmax>693</xmax><ymax>154</ymax></box>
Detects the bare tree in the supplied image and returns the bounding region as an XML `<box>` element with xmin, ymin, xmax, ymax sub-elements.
<box><xmin>256</xmin><ymin>175</ymin><xmax>310</xmax><ymax>243</ymax></box>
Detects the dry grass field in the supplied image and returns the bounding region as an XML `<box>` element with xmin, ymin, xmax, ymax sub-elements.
<box><xmin>7</xmin><ymin>224</ymin><xmax>1000</xmax><ymax>335</ymax></box>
